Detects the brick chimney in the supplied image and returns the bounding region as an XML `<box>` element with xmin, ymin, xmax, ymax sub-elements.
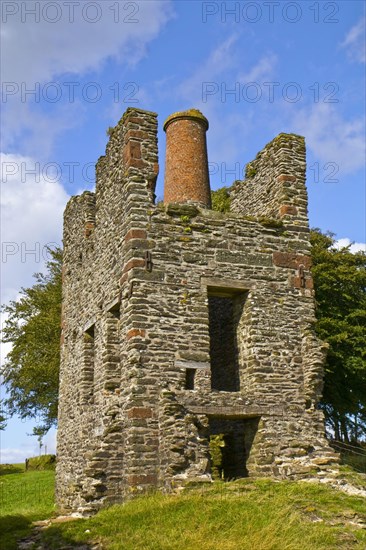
<box><xmin>163</xmin><ymin>109</ymin><xmax>211</xmax><ymax>208</ymax></box>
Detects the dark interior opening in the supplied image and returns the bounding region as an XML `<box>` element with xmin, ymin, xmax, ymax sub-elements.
<box><xmin>109</xmin><ymin>303</ymin><xmax>120</xmax><ymax>320</ymax></box>
<box><xmin>209</xmin><ymin>417</ymin><xmax>259</xmax><ymax>480</ymax></box>
<box><xmin>185</xmin><ymin>368</ymin><xmax>195</xmax><ymax>390</ymax></box>
<box><xmin>82</xmin><ymin>324</ymin><xmax>95</xmax><ymax>403</ymax></box>
<box><xmin>85</xmin><ymin>324</ymin><xmax>95</xmax><ymax>338</ymax></box>
<box><xmin>208</xmin><ymin>291</ymin><xmax>246</xmax><ymax>392</ymax></box>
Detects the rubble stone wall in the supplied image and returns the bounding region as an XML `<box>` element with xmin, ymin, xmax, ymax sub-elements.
<box><xmin>56</xmin><ymin>108</ymin><xmax>338</xmax><ymax>514</ymax></box>
<box><xmin>230</xmin><ymin>133</ymin><xmax>309</xmax><ymax>227</ymax></box>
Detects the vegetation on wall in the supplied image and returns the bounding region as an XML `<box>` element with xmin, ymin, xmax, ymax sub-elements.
<box><xmin>209</xmin><ymin>434</ymin><xmax>225</xmax><ymax>479</ymax></box>
<box><xmin>211</xmin><ymin>187</ymin><xmax>231</xmax><ymax>213</ymax></box>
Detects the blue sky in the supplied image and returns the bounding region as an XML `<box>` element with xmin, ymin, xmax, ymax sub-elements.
<box><xmin>1</xmin><ymin>0</ymin><xmax>365</xmax><ymax>463</ymax></box>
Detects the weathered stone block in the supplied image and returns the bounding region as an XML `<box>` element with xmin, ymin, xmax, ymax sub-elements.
<box><xmin>127</xmin><ymin>407</ymin><xmax>153</xmax><ymax>419</ymax></box>
<box><xmin>125</xmin><ymin>229</ymin><xmax>147</xmax><ymax>242</ymax></box>
<box><xmin>273</xmin><ymin>252</ymin><xmax>312</xmax><ymax>269</ymax></box>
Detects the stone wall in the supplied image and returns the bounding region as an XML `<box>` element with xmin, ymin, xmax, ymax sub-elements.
<box><xmin>230</xmin><ymin>133</ymin><xmax>309</xmax><ymax>227</ymax></box>
<box><xmin>56</xmin><ymin>108</ymin><xmax>338</xmax><ymax>514</ymax></box>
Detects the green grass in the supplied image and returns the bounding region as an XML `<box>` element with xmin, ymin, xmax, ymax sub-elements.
<box><xmin>0</xmin><ymin>463</ymin><xmax>56</xmax><ymax>549</ymax></box>
<box><xmin>1</xmin><ymin>464</ymin><xmax>365</xmax><ymax>549</ymax></box>
<box><xmin>42</xmin><ymin>478</ymin><xmax>366</xmax><ymax>550</ymax></box>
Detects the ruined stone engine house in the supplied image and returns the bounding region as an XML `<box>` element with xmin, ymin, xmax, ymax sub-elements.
<box><xmin>56</xmin><ymin>108</ymin><xmax>338</xmax><ymax>513</ymax></box>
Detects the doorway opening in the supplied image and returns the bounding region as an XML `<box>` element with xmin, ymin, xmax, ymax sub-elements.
<box><xmin>208</xmin><ymin>417</ymin><xmax>259</xmax><ymax>480</ymax></box>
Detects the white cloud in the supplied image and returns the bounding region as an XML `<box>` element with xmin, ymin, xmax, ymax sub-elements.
<box><xmin>290</xmin><ymin>103</ymin><xmax>365</xmax><ymax>175</ymax></box>
<box><xmin>177</xmin><ymin>34</ymin><xmax>239</xmax><ymax>104</ymax></box>
<box><xmin>0</xmin><ymin>429</ymin><xmax>57</xmax><ymax>463</ymax></box>
<box><xmin>335</xmin><ymin>238</ymin><xmax>366</xmax><ymax>253</ymax></box>
<box><xmin>1</xmin><ymin>100</ymin><xmax>82</xmax><ymax>159</ymax></box>
<box><xmin>0</xmin><ymin>152</ymin><xmax>69</xmax><ymax>305</ymax></box>
<box><xmin>238</xmin><ymin>52</ymin><xmax>278</xmax><ymax>83</ymax></box>
<box><xmin>1</xmin><ymin>1</ymin><xmax>174</xmax><ymax>84</ymax></box>
<box><xmin>0</xmin><ymin>447</ymin><xmax>36</xmax><ymax>464</ymax></box>
<box><xmin>1</xmin><ymin>1</ymin><xmax>174</xmax><ymax>156</ymax></box>
<box><xmin>340</xmin><ymin>16</ymin><xmax>366</xmax><ymax>63</ymax></box>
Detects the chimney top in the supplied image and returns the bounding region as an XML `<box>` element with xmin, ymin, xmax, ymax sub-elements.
<box><xmin>163</xmin><ymin>109</ymin><xmax>209</xmax><ymax>132</ymax></box>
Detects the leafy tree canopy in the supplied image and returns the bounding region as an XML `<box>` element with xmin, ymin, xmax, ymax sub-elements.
<box><xmin>211</xmin><ymin>187</ymin><xmax>231</xmax><ymax>213</ymax></box>
<box><xmin>1</xmin><ymin>247</ymin><xmax>62</xmax><ymax>436</ymax></box>
<box><xmin>310</xmin><ymin>229</ymin><xmax>366</xmax><ymax>442</ymax></box>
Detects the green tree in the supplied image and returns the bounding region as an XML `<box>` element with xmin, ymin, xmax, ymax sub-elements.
<box><xmin>310</xmin><ymin>230</ymin><xmax>366</xmax><ymax>442</ymax></box>
<box><xmin>211</xmin><ymin>187</ymin><xmax>231</xmax><ymax>213</ymax></box>
<box><xmin>0</xmin><ymin>247</ymin><xmax>62</xmax><ymax>435</ymax></box>
<box><xmin>0</xmin><ymin>405</ymin><xmax>6</xmax><ymax>430</ymax></box>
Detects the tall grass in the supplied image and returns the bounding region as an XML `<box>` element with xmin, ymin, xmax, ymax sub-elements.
<box><xmin>1</xmin><ymin>464</ymin><xmax>365</xmax><ymax>550</ymax></box>
<box><xmin>42</xmin><ymin>479</ymin><xmax>366</xmax><ymax>549</ymax></box>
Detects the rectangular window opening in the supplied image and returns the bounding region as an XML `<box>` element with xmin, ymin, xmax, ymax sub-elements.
<box><xmin>185</xmin><ymin>368</ymin><xmax>196</xmax><ymax>390</ymax></box>
<box><xmin>104</xmin><ymin>309</ymin><xmax>121</xmax><ymax>391</ymax></box>
<box><xmin>82</xmin><ymin>323</ymin><xmax>95</xmax><ymax>403</ymax></box>
<box><xmin>105</xmin><ymin>297</ymin><xmax>121</xmax><ymax>320</ymax></box>
<box><xmin>208</xmin><ymin>289</ymin><xmax>247</xmax><ymax>392</ymax></box>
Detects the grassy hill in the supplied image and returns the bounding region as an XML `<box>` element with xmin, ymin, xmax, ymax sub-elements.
<box><xmin>1</xmin><ymin>463</ymin><xmax>365</xmax><ymax>549</ymax></box>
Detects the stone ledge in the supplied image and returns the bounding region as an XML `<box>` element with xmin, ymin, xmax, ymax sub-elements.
<box><xmin>175</xmin><ymin>360</ymin><xmax>210</xmax><ymax>370</ymax></box>
<box><xmin>184</xmin><ymin>404</ymin><xmax>283</xmax><ymax>417</ymax></box>
<box><xmin>127</xmin><ymin>474</ymin><xmax>158</xmax><ymax>485</ymax></box>
<box><xmin>202</xmin><ymin>277</ymin><xmax>256</xmax><ymax>293</ymax></box>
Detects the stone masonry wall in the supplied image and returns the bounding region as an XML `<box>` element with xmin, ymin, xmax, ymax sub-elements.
<box><xmin>56</xmin><ymin>108</ymin><xmax>338</xmax><ymax>514</ymax></box>
<box><xmin>57</xmin><ymin>108</ymin><xmax>160</xmax><ymax>512</ymax></box>
<box><xmin>230</xmin><ymin>133</ymin><xmax>309</xmax><ymax>227</ymax></box>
